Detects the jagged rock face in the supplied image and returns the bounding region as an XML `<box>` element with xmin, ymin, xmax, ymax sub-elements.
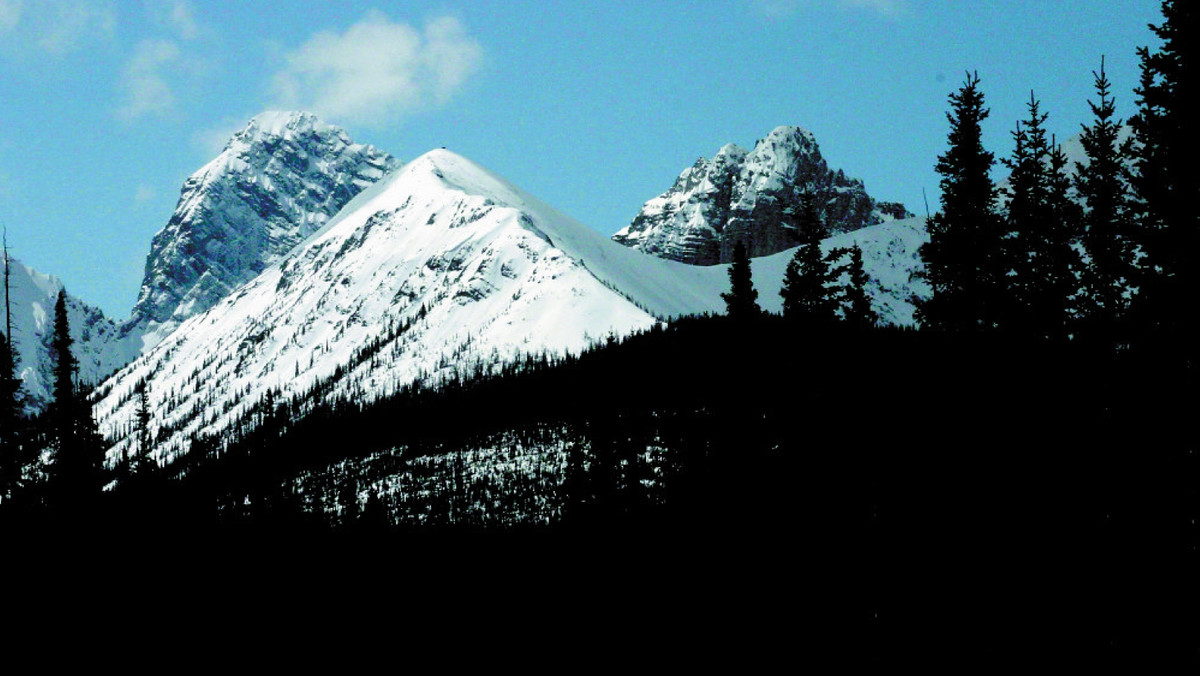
<box><xmin>613</xmin><ymin>126</ymin><xmax>912</xmax><ymax>264</ymax></box>
<box><xmin>128</xmin><ymin>111</ymin><xmax>400</xmax><ymax>343</ymax></box>
<box><xmin>1</xmin><ymin>257</ymin><xmax>140</xmax><ymax>411</ymax></box>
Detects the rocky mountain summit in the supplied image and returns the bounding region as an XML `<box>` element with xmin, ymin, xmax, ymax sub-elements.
<box><xmin>613</xmin><ymin>125</ymin><xmax>910</xmax><ymax>264</ymax></box>
<box><xmin>126</xmin><ymin>111</ymin><xmax>400</xmax><ymax>347</ymax></box>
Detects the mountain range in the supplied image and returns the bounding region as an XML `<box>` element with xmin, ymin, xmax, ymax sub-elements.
<box><xmin>0</xmin><ymin>112</ymin><xmax>926</xmax><ymax>464</ymax></box>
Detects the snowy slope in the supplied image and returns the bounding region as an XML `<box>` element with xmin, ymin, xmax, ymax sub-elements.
<box><xmin>1</xmin><ymin>257</ymin><xmax>141</xmax><ymax>411</ymax></box>
<box><xmin>613</xmin><ymin>125</ymin><xmax>911</xmax><ymax>264</ymax></box>
<box><xmin>92</xmin><ymin>149</ymin><xmax>929</xmax><ymax>468</ymax></box>
<box><xmin>124</xmin><ymin>111</ymin><xmax>399</xmax><ymax>351</ymax></box>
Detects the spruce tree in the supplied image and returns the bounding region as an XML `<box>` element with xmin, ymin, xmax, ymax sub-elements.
<box><xmin>0</xmin><ymin>233</ymin><xmax>22</xmax><ymax>503</ymax></box>
<box><xmin>1001</xmin><ymin>93</ymin><xmax>1080</xmax><ymax>340</ymax></box>
<box><xmin>134</xmin><ymin>380</ymin><xmax>152</xmax><ymax>477</ymax></box>
<box><xmin>1076</xmin><ymin>56</ymin><xmax>1135</xmax><ymax>333</ymax></box>
<box><xmin>0</xmin><ymin>330</ymin><xmax>20</xmax><ymax>504</ymax></box>
<box><xmin>999</xmin><ymin>93</ymin><xmax>1052</xmax><ymax>333</ymax></box>
<box><xmin>915</xmin><ymin>72</ymin><xmax>1002</xmax><ymax>332</ymax></box>
<box><xmin>1129</xmin><ymin>1</ymin><xmax>1198</xmax><ymax>352</ymax></box>
<box><xmin>839</xmin><ymin>244</ymin><xmax>878</xmax><ymax>330</ymax></box>
<box><xmin>780</xmin><ymin>191</ymin><xmax>838</xmax><ymax>325</ymax></box>
<box><xmin>48</xmin><ymin>290</ymin><xmax>103</xmax><ymax>512</ymax></box>
<box><xmin>722</xmin><ymin>240</ymin><xmax>760</xmax><ymax>320</ymax></box>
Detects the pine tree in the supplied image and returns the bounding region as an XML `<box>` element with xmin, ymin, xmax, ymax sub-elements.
<box><xmin>780</xmin><ymin>191</ymin><xmax>838</xmax><ymax>325</ymax></box>
<box><xmin>1001</xmin><ymin>93</ymin><xmax>1080</xmax><ymax>340</ymax></box>
<box><xmin>0</xmin><ymin>231</ymin><xmax>22</xmax><ymax>503</ymax></box>
<box><xmin>1129</xmin><ymin>1</ymin><xmax>1199</xmax><ymax>353</ymax></box>
<box><xmin>915</xmin><ymin>72</ymin><xmax>1002</xmax><ymax>332</ymax></box>
<box><xmin>839</xmin><ymin>244</ymin><xmax>878</xmax><ymax>329</ymax></box>
<box><xmin>999</xmin><ymin>93</ymin><xmax>1052</xmax><ymax>333</ymax></box>
<box><xmin>48</xmin><ymin>290</ymin><xmax>103</xmax><ymax>512</ymax></box>
<box><xmin>0</xmin><ymin>330</ymin><xmax>20</xmax><ymax>504</ymax></box>
<box><xmin>722</xmin><ymin>240</ymin><xmax>760</xmax><ymax>320</ymax></box>
<box><xmin>134</xmin><ymin>380</ymin><xmax>152</xmax><ymax>476</ymax></box>
<box><xmin>1076</xmin><ymin>56</ymin><xmax>1135</xmax><ymax>333</ymax></box>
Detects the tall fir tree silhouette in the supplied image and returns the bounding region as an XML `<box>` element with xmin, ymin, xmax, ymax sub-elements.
<box><xmin>1001</xmin><ymin>93</ymin><xmax>1080</xmax><ymax>340</ymax></box>
<box><xmin>722</xmin><ymin>240</ymin><xmax>760</xmax><ymax>320</ymax></box>
<box><xmin>915</xmin><ymin>72</ymin><xmax>1001</xmax><ymax>332</ymax></box>
<box><xmin>780</xmin><ymin>190</ymin><xmax>838</xmax><ymax>325</ymax></box>
<box><xmin>1130</xmin><ymin>0</ymin><xmax>1198</xmax><ymax>353</ymax></box>
<box><xmin>48</xmin><ymin>290</ymin><xmax>104</xmax><ymax>514</ymax></box>
<box><xmin>1076</xmin><ymin>56</ymin><xmax>1135</xmax><ymax>335</ymax></box>
<box><xmin>0</xmin><ymin>231</ymin><xmax>22</xmax><ymax>504</ymax></box>
<box><xmin>839</xmin><ymin>245</ymin><xmax>878</xmax><ymax>330</ymax></box>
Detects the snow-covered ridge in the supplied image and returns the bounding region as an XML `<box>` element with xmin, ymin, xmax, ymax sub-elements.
<box><xmin>614</xmin><ymin>125</ymin><xmax>911</xmax><ymax>265</ymax></box>
<box><xmin>93</xmin><ymin>144</ymin><xmax>930</xmax><ymax>468</ymax></box>
<box><xmin>124</xmin><ymin>110</ymin><xmax>400</xmax><ymax>350</ymax></box>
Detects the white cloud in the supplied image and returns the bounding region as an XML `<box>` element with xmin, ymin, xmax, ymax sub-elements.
<box><xmin>134</xmin><ymin>183</ymin><xmax>156</xmax><ymax>205</ymax></box>
<box><xmin>168</xmin><ymin>0</ymin><xmax>198</xmax><ymax>39</ymax></box>
<box><xmin>35</xmin><ymin>0</ymin><xmax>116</xmax><ymax>53</ymax></box>
<box><xmin>145</xmin><ymin>0</ymin><xmax>198</xmax><ymax>41</ymax></box>
<box><xmin>117</xmin><ymin>39</ymin><xmax>181</xmax><ymax>121</ymax></box>
<box><xmin>0</xmin><ymin>0</ymin><xmax>21</xmax><ymax>34</ymax></box>
<box><xmin>191</xmin><ymin>117</ymin><xmax>243</xmax><ymax>157</ymax></box>
<box><xmin>270</xmin><ymin>12</ymin><xmax>483</xmax><ymax>127</ymax></box>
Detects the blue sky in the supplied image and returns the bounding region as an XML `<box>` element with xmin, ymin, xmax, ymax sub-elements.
<box><xmin>0</xmin><ymin>0</ymin><xmax>1166</xmax><ymax>318</ymax></box>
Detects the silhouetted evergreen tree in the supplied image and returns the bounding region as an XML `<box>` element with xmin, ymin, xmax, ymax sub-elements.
<box><xmin>1001</xmin><ymin>94</ymin><xmax>1080</xmax><ymax>341</ymax></box>
<box><xmin>0</xmin><ymin>231</ymin><xmax>21</xmax><ymax>504</ymax></box>
<box><xmin>1076</xmin><ymin>57</ymin><xmax>1135</xmax><ymax>336</ymax></box>
<box><xmin>915</xmin><ymin>72</ymin><xmax>1001</xmax><ymax>332</ymax></box>
<box><xmin>0</xmin><ymin>331</ymin><xmax>20</xmax><ymax>504</ymax></box>
<box><xmin>839</xmin><ymin>245</ymin><xmax>878</xmax><ymax>329</ymax></box>
<box><xmin>999</xmin><ymin>93</ymin><xmax>1052</xmax><ymax>333</ymax></box>
<box><xmin>722</xmin><ymin>240</ymin><xmax>760</xmax><ymax>320</ymax></box>
<box><xmin>780</xmin><ymin>191</ymin><xmax>838</xmax><ymax>325</ymax></box>
<box><xmin>47</xmin><ymin>291</ymin><xmax>104</xmax><ymax>513</ymax></box>
<box><xmin>134</xmin><ymin>380</ymin><xmax>152</xmax><ymax>476</ymax></box>
<box><xmin>1129</xmin><ymin>1</ymin><xmax>1199</xmax><ymax>355</ymax></box>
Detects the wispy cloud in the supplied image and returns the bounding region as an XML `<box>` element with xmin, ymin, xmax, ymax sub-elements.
<box><xmin>0</xmin><ymin>0</ymin><xmax>21</xmax><ymax>34</ymax></box>
<box><xmin>36</xmin><ymin>0</ymin><xmax>116</xmax><ymax>53</ymax></box>
<box><xmin>191</xmin><ymin>117</ymin><xmax>243</xmax><ymax>157</ymax></box>
<box><xmin>269</xmin><ymin>12</ymin><xmax>483</xmax><ymax>127</ymax></box>
<box><xmin>146</xmin><ymin>0</ymin><xmax>199</xmax><ymax>41</ymax></box>
<box><xmin>116</xmin><ymin>39</ymin><xmax>180</xmax><ymax>121</ymax></box>
<box><xmin>133</xmin><ymin>183</ymin><xmax>156</xmax><ymax>205</ymax></box>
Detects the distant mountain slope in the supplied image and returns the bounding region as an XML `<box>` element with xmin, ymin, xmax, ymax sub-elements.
<box><xmin>125</xmin><ymin>111</ymin><xmax>400</xmax><ymax>349</ymax></box>
<box><xmin>1</xmin><ymin>257</ymin><xmax>140</xmax><ymax>411</ymax></box>
<box><xmin>613</xmin><ymin>125</ymin><xmax>911</xmax><ymax>265</ymax></box>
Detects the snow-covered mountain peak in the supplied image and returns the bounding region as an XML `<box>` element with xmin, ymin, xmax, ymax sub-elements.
<box><xmin>125</xmin><ymin>110</ymin><xmax>400</xmax><ymax>349</ymax></box>
<box><xmin>613</xmin><ymin>124</ymin><xmax>911</xmax><ymax>265</ymax></box>
<box><xmin>239</xmin><ymin>110</ymin><xmax>336</xmax><ymax>140</ymax></box>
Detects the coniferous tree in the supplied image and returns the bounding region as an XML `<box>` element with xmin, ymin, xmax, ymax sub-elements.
<box><xmin>780</xmin><ymin>191</ymin><xmax>838</xmax><ymax>325</ymax></box>
<box><xmin>999</xmin><ymin>93</ymin><xmax>1053</xmax><ymax>333</ymax></box>
<box><xmin>839</xmin><ymin>244</ymin><xmax>878</xmax><ymax>329</ymax></box>
<box><xmin>134</xmin><ymin>380</ymin><xmax>152</xmax><ymax>477</ymax></box>
<box><xmin>1076</xmin><ymin>56</ymin><xmax>1135</xmax><ymax>334</ymax></box>
<box><xmin>0</xmin><ymin>330</ymin><xmax>20</xmax><ymax>504</ymax></box>
<box><xmin>722</xmin><ymin>240</ymin><xmax>760</xmax><ymax>320</ymax></box>
<box><xmin>1129</xmin><ymin>1</ymin><xmax>1198</xmax><ymax>353</ymax></box>
<box><xmin>915</xmin><ymin>72</ymin><xmax>1002</xmax><ymax>332</ymax></box>
<box><xmin>1</xmin><ymin>232</ymin><xmax>22</xmax><ymax>504</ymax></box>
<box><xmin>48</xmin><ymin>291</ymin><xmax>104</xmax><ymax>512</ymax></box>
<box><xmin>1001</xmin><ymin>94</ymin><xmax>1080</xmax><ymax>340</ymax></box>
